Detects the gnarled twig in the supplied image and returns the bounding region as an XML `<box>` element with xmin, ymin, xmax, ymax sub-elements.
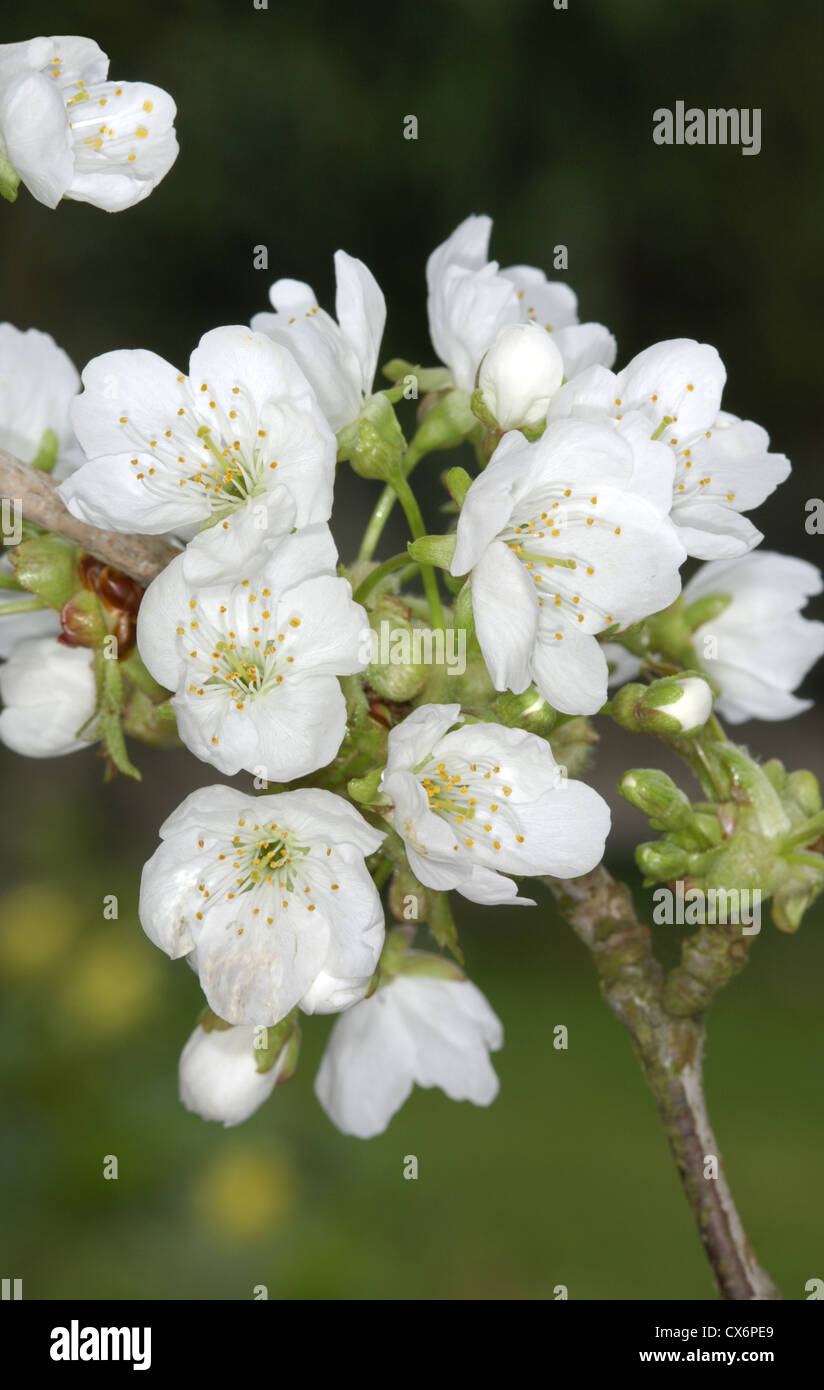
<box><xmin>0</xmin><ymin>448</ymin><xmax>177</xmax><ymax>584</ymax></box>
<box><xmin>542</xmin><ymin>866</ymin><xmax>780</xmax><ymax>1301</ymax></box>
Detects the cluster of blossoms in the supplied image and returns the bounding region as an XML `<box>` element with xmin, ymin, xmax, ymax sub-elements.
<box><xmin>0</xmin><ymin>35</ymin><xmax>177</xmax><ymax>210</ymax></box>
<box><xmin>2</xmin><ymin>167</ymin><xmax>823</xmax><ymax>1134</ymax></box>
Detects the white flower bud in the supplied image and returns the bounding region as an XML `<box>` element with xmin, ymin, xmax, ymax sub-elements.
<box><xmin>179</xmin><ymin>1023</ymin><xmax>280</xmax><ymax>1128</ymax></box>
<box><xmin>478</xmin><ymin>322</ymin><xmax>564</xmax><ymax>430</ymax></box>
<box><xmin>0</xmin><ymin>636</ymin><xmax>97</xmax><ymax>757</ymax></box>
<box><xmin>665</xmin><ymin>676</ymin><xmax>714</xmax><ymax>733</ymax></box>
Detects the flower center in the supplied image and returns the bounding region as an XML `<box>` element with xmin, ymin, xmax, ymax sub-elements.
<box><xmin>119</xmin><ymin>378</ymin><xmax>281</xmax><ymax>517</ymax></box>
<box><xmin>416</xmin><ymin>754</ymin><xmax>523</xmax><ymax>855</ymax></box>
<box><xmin>178</xmin><ymin>590</ymin><xmax>302</xmax><ymax>714</ymax></box>
<box><xmin>499</xmin><ymin>498</ymin><xmax>619</xmax><ymax>634</ymax></box>
<box><xmin>192</xmin><ymin>815</ymin><xmax>324</xmax><ymax>930</ymax></box>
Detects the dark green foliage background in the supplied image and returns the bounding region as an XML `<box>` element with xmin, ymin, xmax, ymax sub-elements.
<box><xmin>0</xmin><ymin>0</ymin><xmax>821</xmax><ymax>1299</ymax></box>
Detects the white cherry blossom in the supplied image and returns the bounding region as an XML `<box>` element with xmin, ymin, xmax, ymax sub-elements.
<box><xmin>380</xmin><ymin>703</ymin><xmax>611</xmax><ymax>905</ymax></box>
<box><xmin>426</xmin><ymin>213</ymin><xmax>615</xmax><ymax>394</ymax></box>
<box><xmin>0</xmin><ymin>35</ymin><xmax>177</xmax><ymax>211</ymax></box>
<box><xmin>139</xmin><ymin>784</ymin><xmax>385</xmax><ymax>1026</ymax></box>
<box><xmin>548</xmin><ymin>339</ymin><xmax>790</xmax><ymax>559</ymax></box>
<box><xmin>58</xmin><ymin>326</ymin><xmax>335</xmax><ymax>540</ymax></box>
<box><xmin>252</xmin><ymin>251</ymin><xmax>386</xmax><ymax>433</ymax></box>
<box><xmin>315</xmin><ymin>970</ymin><xmax>503</xmax><ymax>1138</ymax></box>
<box><xmin>684</xmin><ymin>552</ymin><xmax>824</xmax><ymax>722</ymax></box>
<box><xmin>136</xmin><ymin>521</ymin><xmax>368</xmax><ymax>779</ymax></box>
<box><xmin>451</xmin><ymin>417</ymin><xmax>687</xmax><ymax>714</ymax></box>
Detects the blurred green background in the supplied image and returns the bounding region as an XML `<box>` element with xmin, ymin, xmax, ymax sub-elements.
<box><xmin>1</xmin><ymin>0</ymin><xmax>823</xmax><ymax>1299</ymax></box>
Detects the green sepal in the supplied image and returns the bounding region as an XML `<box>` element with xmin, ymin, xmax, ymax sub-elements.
<box><xmin>254</xmin><ymin>1010</ymin><xmax>300</xmax><ymax>1076</ymax></box>
<box><xmin>197</xmin><ymin>1006</ymin><xmax>234</xmax><ymax>1033</ymax></box>
<box><xmin>444</xmin><ymin>466</ymin><xmax>473</xmax><ymax>508</ymax></box>
<box><xmin>470</xmin><ymin>387</ymin><xmax>499</xmax><ymax>430</ymax></box>
<box><xmin>716</xmin><ymin>745</ymin><xmax>791</xmax><ymax>840</ymax></box>
<box><xmin>410</xmin><ymin>388</ymin><xmax>475</xmax><ymax>456</ymax></box>
<box><xmin>95</xmin><ymin>650</ymin><xmax>141</xmax><ymax>781</ymax></box>
<box><xmin>454</xmin><ymin>578</ymin><xmax>474</xmax><ymax>639</ymax></box>
<box><xmin>121</xmin><ymin>686</ymin><xmax>181</xmax><ymax>748</ymax></box>
<box><xmin>381</xmin><ymin>359</ymin><xmax>453</xmax><ymax>393</ymax></box>
<box><xmin>387</xmin><ymin>864</ymin><xmax>428</xmax><ymax>924</ymax></box>
<box><xmin>119</xmin><ymin>648</ymin><xmax>169</xmax><ymax>701</ymax></box>
<box><xmin>682</xmin><ymin>592</ymin><xmax>733</xmax><ymax>632</ymax></box>
<box><xmin>347</xmin><ymin>766</ymin><xmax>386</xmax><ymax>806</ymax></box>
<box><xmin>406</xmin><ymin>532</ymin><xmax>456</xmax><ymax>571</ymax></box>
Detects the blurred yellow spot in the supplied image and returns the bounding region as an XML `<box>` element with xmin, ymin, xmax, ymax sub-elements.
<box><xmin>0</xmin><ymin>884</ymin><xmax>79</xmax><ymax>979</ymax></box>
<box><xmin>58</xmin><ymin>938</ymin><xmax>160</xmax><ymax>1037</ymax></box>
<box><xmin>194</xmin><ymin>1148</ymin><xmax>296</xmax><ymax>1242</ymax></box>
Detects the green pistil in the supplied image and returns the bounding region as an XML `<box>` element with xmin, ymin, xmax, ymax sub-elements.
<box><xmin>650</xmin><ymin>415</ymin><xmax>674</xmax><ymax>442</ymax></box>
<box><xmin>514</xmin><ymin>548</ymin><xmax>577</xmax><ymax>570</ymax></box>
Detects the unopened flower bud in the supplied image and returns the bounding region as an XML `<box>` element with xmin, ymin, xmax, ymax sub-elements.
<box><xmin>10</xmin><ymin>536</ymin><xmax>79</xmax><ymax>610</ymax></box>
<box><xmin>618</xmin><ymin>769</ymin><xmax>693</xmax><ymax>829</ymax></box>
<box><xmin>365</xmin><ymin>612</ymin><xmax>428</xmax><ymax>701</ymax></box>
<box><xmin>489</xmin><ymin>686</ymin><xmax>557</xmax><ymax>735</ymax></box>
<box><xmin>612</xmin><ymin>675</ymin><xmax>715</xmax><ymax>737</ymax></box>
<box><xmin>338</xmin><ymin>393</ymin><xmax>405</xmax><ymax>480</ymax></box>
<box><xmin>645</xmin><ymin>675</ymin><xmax>714</xmax><ymax>734</ymax></box>
<box><xmin>784</xmin><ymin>769</ymin><xmax>822</xmax><ymax>818</ymax></box>
<box><xmin>179</xmin><ymin>1021</ymin><xmax>284</xmax><ymax>1127</ymax></box>
<box><xmin>58</xmin><ymin>590</ymin><xmax>106</xmax><ymax>648</ymax></box>
<box><xmin>635</xmin><ymin>839</ymin><xmax>696</xmax><ymax>882</ymax></box>
<box><xmin>477</xmin><ymin>322</ymin><xmax>564</xmax><ymax>430</ymax></box>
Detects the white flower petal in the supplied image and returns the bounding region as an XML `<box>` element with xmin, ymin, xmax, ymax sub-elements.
<box><xmin>471</xmin><ymin>541</ymin><xmax>538</xmax><ymax>692</ymax></box>
<box><xmin>614</xmin><ymin>339</ymin><xmax>725</xmax><ymax>436</ymax></box>
<box><xmin>530</xmin><ymin>618</ymin><xmax>609</xmax><ymax>715</ymax></box>
<box><xmin>333</xmin><ymin>250</ymin><xmax>386</xmax><ymax>396</ymax></box>
<box><xmin>315</xmin><ymin>972</ymin><xmax>503</xmax><ymax>1138</ymax></box>
<box><xmin>685</xmin><ymin>552</ymin><xmax>824</xmax><ymax>722</ymax></box>
<box><xmin>315</xmin><ymin>987</ymin><xmax>416</xmax><ymax>1138</ymax></box>
<box><xmin>553</xmin><ymin>322</ymin><xmax>617</xmax><ymax>377</ymax></box>
<box><xmin>0</xmin><ymin>70</ymin><xmax>72</xmax><ymax>207</ymax></box>
<box><xmin>382</xmin><ymin>702</ymin><xmax>462</xmax><ymax>776</ymax></box>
